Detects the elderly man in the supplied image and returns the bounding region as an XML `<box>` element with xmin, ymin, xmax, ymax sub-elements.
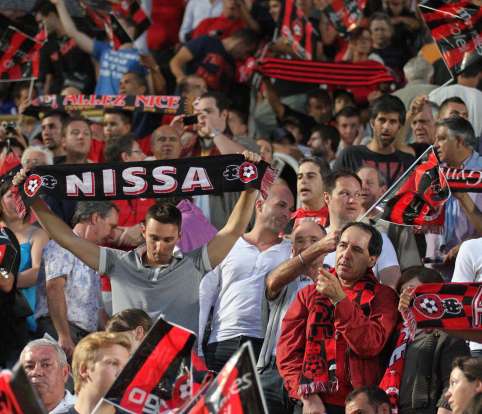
<box><xmin>258</xmin><ymin>220</ymin><xmax>337</xmax><ymax>414</ymax></box>
<box><xmin>20</xmin><ymin>339</ymin><xmax>75</xmax><ymax>413</ymax></box>
<box><xmin>277</xmin><ymin>222</ymin><xmax>398</xmax><ymax>414</ymax></box>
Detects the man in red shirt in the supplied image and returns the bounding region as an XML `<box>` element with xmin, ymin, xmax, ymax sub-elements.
<box><xmin>277</xmin><ymin>222</ymin><xmax>398</xmax><ymax>414</ymax></box>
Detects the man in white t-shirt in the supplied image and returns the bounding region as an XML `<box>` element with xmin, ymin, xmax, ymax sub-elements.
<box><xmin>322</xmin><ymin>170</ymin><xmax>401</xmax><ymax>288</ymax></box>
<box><xmin>202</xmin><ymin>180</ymin><xmax>294</xmax><ymax>372</ymax></box>
<box><xmin>452</xmin><ymin>237</ymin><xmax>482</xmax><ymax>356</ymax></box>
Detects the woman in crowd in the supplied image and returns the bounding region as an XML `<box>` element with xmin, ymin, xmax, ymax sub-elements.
<box><xmin>105</xmin><ymin>308</ymin><xmax>153</xmax><ymax>350</ymax></box>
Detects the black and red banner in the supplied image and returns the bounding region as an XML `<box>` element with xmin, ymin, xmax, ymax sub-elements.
<box><xmin>111</xmin><ymin>0</ymin><xmax>151</xmax><ymax>39</ymax></box>
<box><xmin>18</xmin><ymin>154</ymin><xmax>274</xmax><ymax>203</ymax></box>
<box><xmin>0</xmin><ymin>226</ymin><xmax>20</xmax><ymax>279</ymax></box>
<box><xmin>180</xmin><ymin>342</ymin><xmax>267</xmax><ymax>414</ymax></box>
<box><xmin>24</xmin><ymin>94</ymin><xmax>186</xmax><ymax>116</ymax></box>
<box><xmin>403</xmin><ymin>282</ymin><xmax>482</xmax><ymax>337</ymax></box>
<box><xmin>371</xmin><ymin>147</ymin><xmax>450</xmax><ymax>226</ymax></box>
<box><xmin>0</xmin><ymin>363</ymin><xmax>47</xmax><ymax>414</ymax></box>
<box><xmin>0</xmin><ymin>26</ymin><xmax>40</xmax><ymax>81</ymax></box>
<box><xmin>323</xmin><ymin>0</ymin><xmax>367</xmax><ymax>36</ymax></box>
<box><xmin>100</xmin><ymin>317</ymin><xmax>196</xmax><ymax>413</ymax></box>
<box><xmin>275</xmin><ymin>0</ymin><xmax>319</xmax><ymax>60</ymax></box>
<box><xmin>419</xmin><ymin>0</ymin><xmax>482</xmax><ymax>77</ymax></box>
<box><xmin>442</xmin><ymin>167</ymin><xmax>482</xmax><ymax>192</ymax></box>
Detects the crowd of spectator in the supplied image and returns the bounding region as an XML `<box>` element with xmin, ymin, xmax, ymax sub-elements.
<box><xmin>0</xmin><ymin>0</ymin><xmax>482</xmax><ymax>413</ymax></box>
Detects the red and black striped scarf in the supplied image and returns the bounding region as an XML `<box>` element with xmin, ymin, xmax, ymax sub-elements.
<box><xmin>299</xmin><ymin>271</ymin><xmax>380</xmax><ymax>395</ymax></box>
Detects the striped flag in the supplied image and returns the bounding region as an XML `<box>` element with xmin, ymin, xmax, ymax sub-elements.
<box><xmin>323</xmin><ymin>0</ymin><xmax>367</xmax><ymax>36</ymax></box>
<box><xmin>111</xmin><ymin>0</ymin><xmax>151</xmax><ymax>39</ymax></box>
<box><xmin>419</xmin><ymin>0</ymin><xmax>482</xmax><ymax>77</ymax></box>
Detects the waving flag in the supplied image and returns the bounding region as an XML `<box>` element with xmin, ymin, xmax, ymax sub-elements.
<box><xmin>111</xmin><ymin>0</ymin><xmax>151</xmax><ymax>39</ymax></box>
<box><xmin>323</xmin><ymin>0</ymin><xmax>367</xmax><ymax>36</ymax></box>
<box><xmin>275</xmin><ymin>0</ymin><xmax>319</xmax><ymax>60</ymax></box>
<box><xmin>419</xmin><ymin>0</ymin><xmax>482</xmax><ymax>77</ymax></box>
<box><xmin>367</xmin><ymin>147</ymin><xmax>450</xmax><ymax>226</ymax></box>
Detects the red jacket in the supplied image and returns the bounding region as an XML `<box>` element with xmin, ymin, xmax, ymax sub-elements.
<box><xmin>276</xmin><ymin>275</ymin><xmax>398</xmax><ymax>406</ymax></box>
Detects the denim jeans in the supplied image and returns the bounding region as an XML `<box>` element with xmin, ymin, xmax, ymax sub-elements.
<box><xmin>259</xmin><ymin>363</ymin><xmax>294</xmax><ymax>414</ymax></box>
<box><xmin>204</xmin><ymin>335</ymin><xmax>264</xmax><ymax>372</ymax></box>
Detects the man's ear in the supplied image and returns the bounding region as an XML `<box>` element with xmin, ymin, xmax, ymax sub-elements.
<box><xmin>367</xmin><ymin>254</ymin><xmax>377</xmax><ymax>268</ymax></box>
<box><xmin>475</xmin><ymin>378</ymin><xmax>482</xmax><ymax>393</ymax></box>
<box><xmin>323</xmin><ymin>191</ymin><xmax>330</xmax><ymax>206</ymax></box>
<box><xmin>141</xmin><ymin>222</ymin><xmax>147</xmax><ymax>239</ymax></box>
<box><xmin>369</xmin><ymin>117</ymin><xmax>375</xmax><ymax>130</ymax></box>
<box><xmin>134</xmin><ymin>326</ymin><xmax>144</xmax><ymax>341</ymax></box>
<box><xmin>120</xmin><ymin>152</ymin><xmax>129</xmax><ymax>162</ymax></box>
<box><xmin>62</xmin><ymin>363</ymin><xmax>70</xmax><ymax>384</ymax></box>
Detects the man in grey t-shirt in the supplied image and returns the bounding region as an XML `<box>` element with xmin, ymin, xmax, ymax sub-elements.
<box><xmin>24</xmin><ymin>152</ymin><xmax>260</xmax><ymax>334</ymax></box>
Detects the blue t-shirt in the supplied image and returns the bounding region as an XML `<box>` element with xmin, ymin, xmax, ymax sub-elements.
<box><xmin>92</xmin><ymin>40</ymin><xmax>146</xmax><ymax>95</ymax></box>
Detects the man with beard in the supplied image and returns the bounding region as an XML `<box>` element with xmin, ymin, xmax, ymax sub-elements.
<box><xmin>41</xmin><ymin>111</ymin><xmax>66</xmax><ymax>163</ymax></box>
<box><xmin>334</xmin><ymin>95</ymin><xmax>415</xmax><ymax>186</ymax></box>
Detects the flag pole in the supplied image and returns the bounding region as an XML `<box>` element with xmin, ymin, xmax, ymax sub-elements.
<box><xmin>358</xmin><ymin>145</ymin><xmax>434</xmax><ymax>222</ymax></box>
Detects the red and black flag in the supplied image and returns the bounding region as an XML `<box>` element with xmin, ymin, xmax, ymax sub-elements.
<box><xmin>275</xmin><ymin>0</ymin><xmax>319</xmax><ymax>60</ymax></box>
<box><xmin>323</xmin><ymin>0</ymin><xmax>367</xmax><ymax>36</ymax></box>
<box><xmin>99</xmin><ymin>317</ymin><xmax>196</xmax><ymax>413</ymax></box>
<box><xmin>181</xmin><ymin>342</ymin><xmax>268</xmax><ymax>414</ymax></box>
<box><xmin>0</xmin><ymin>26</ymin><xmax>40</xmax><ymax>81</ymax></box>
<box><xmin>110</xmin><ymin>0</ymin><xmax>151</xmax><ymax>39</ymax></box>
<box><xmin>108</xmin><ymin>14</ymin><xmax>133</xmax><ymax>50</ymax></box>
<box><xmin>368</xmin><ymin>147</ymin><xmax>450</xmax><ymax>226</ymax></box>
<box><xmin>0</xmin><ymin>363</ymin><xmax>47</xmax><ymax>414</ymax></box>
<box><xmin>442</xmin><ymin>167</ymin><xmax>482</xmax><ymax>192</ymax></box>
<box><xmin>419</xmin><ymin>0</ymin><xmax>482</xmax><ymax>78</ymax></box>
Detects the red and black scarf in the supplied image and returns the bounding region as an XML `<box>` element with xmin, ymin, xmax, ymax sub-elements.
<box><xmin>299</xmin><ymin>271</ymin><xmax>380</xmax><ymax>396</ymax></box>
<box><xmin>442</xmin><ymin>167</ymin><xmax>482</xmax><ymax>193</ymax></box>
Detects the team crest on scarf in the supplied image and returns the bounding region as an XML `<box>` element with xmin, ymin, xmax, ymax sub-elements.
<box><xmin>414</xmin><ymin>294</ymin><xmax>464</xmax><ymax>319</ymax></box>
<box><xmin>239</xmin><ymin>162</ymin><xmax>258</xmax><ymax>183</ymax></box>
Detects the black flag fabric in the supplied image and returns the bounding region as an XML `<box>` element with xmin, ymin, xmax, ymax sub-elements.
<box><xmin>180</xmin><ymin>342</ymin><xmax>267</xmax><ymax>414</ymax></box>
<box><xmin>419</xmin><ymin>0</ymin><xmax>482</xmax><ymax>77</ymax></box>
<box><xmin>98</xmin><ymin>317</ymin><xmax>196</xmax><ymax>413</ymax></box>
<box><xmin>0</xmin><ymin>227</ymin><xmax>20</xmax><ymax>279</ymax></box>
<box><xmin>111</xmin><ymin>0</ymin><xmax>151</xmax><ymax>39</ymax></box>
<box><xmin>323</xmin><ymin>0</ymin><xmax>367</xmax><ymax>36</ymax></box>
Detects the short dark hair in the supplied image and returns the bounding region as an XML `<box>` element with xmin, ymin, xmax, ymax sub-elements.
<box><xmin>72</xmin><ymin>201</ymin><xmax>118</xmax><ymax>226</ymax></box>
<box><xmin>369</xmin><ymin>12</ymin><xmax>393</xmax><ymax>28</ymax></box>
<box><xmin>62</xmin><ymin>115</ymin><xmax>90</xmax><ymax>137</ymax></box>
<box><xmin>333</xmin><ymin>89</ymin><xmax>355</xmax><ymax>104</ymax></box>
<box><xmin>42</xmin><ymin>110</ymin><xmax>67</xmax><ymax>123</ymax></box>
<box><xmin>35</xmin><ymin>0</ymin><xmax>57</xmax><ymax>16</ymax></box>
<box><xmin>104</xmin><ymin>109</ymin><xmax>132</xmax><ymax>125</ymax></box>
<box><xmin>307</xmin><ymin>88</ymin><xmax>331</xmax><ymax>106</ymax></box>
<box><xmin>230</xmin><ymin>28</ymin><xmax>259</xmax><ymax>47</ymax></box>
<box><xmin>123</xmin><ymin>71</ymin><xmax>148</xmax><ymax>92</ymax></box>
<box><xmin>347</xmin><ymin>27</ymin><xmax>369</xmax><ymax>42</ymax></box>
<box><xmin>435</xmin><ymin>116</ymin><xmax>477</xmax><ymax>149</ymax></box>
<box><xmin>335</xmin><ymin>105</ymin><xmax>360</xmax><ymax>120</ymax></box>
<box><xmin>311</xmin><ymin>124</ymin><xmax>340</xmax><ymax>154</ymax></box>
<box><xmin>340</xmin><ymin>222</ymin><xmax>383</xmax><ymax>257</ymax></box>
<box><xmin>229</xmin><ymin>108</ymin><xmax>249</xmax><ymax>126</ymax></box>
<box><xmin>439</xmin><ymin>96</ymin><xmax>467</xmax><ymax>113</ymax></box>
<box><xmin>200</xmin><ymin>91</ymin><xmax>230</xmax><ymax>112</ymax></box>
<box><xmin>396</xmin><ymin>265</ymin><xmax>443</xmax><ymax>293</ymax></box>
<box><xmin>345</xmin><ymin>386</ymin><xmax>391</xmax><ymax>408</ymax></box>
<box><xmin>103</xmin><ymin>134</ymin><xmax>136</xmax><ymax>163</ymax></box>
<box><xmin>106</xmin><ymin>308</ymin><xmax>152</xmax><ymax>333</ymax></box>
<box><xmin>145</xmin><ymin>202</ymin><xmax>182</xmax><ymax>229</ymax></box>
<box><xmin>452</xmin><ymin>356</ymin><xmax>482</xmax><ymax>382</ymax></box>
<box><xmin>459</xmin><ymin>59</ymin><xmax>482</xmax><ymax>78</ymax></box>
<box><xmin>299</xmin><ymin>157</ymin><xmax>331</xmax><ymax>178</ymax></box>
<box><xmin>369</xmin><ymin>94</ymin><xmax>406</xmax><ymax>124</ymax></box>
<box><xmin>323</xmin><ymin>169</ymin><xmax>362</xmax><ymax>194</ymax></box>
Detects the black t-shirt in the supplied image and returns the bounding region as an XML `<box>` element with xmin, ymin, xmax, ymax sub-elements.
<box><xmin>39</xmin><ymin>35</ymin><xmax>96</xmax><ymax>94</ymax></box>
<box><xmin>334</xmin><ymin>145</ymin><xmax>415</xmax><ymax>186</ymax></box>
<box><xmin>185</xmin><ymin>35</ymin><xmax>235</xmax><ymax>93</ymax></box>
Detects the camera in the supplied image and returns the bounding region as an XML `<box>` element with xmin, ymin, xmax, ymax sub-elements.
<box><xmin>2</xmin><ymin>121</ymin><xmax>17</xmax><ymax>137</ymax></box>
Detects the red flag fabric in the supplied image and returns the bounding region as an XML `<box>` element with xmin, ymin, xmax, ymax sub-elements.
<box><xmin>323</xmin><ymin>0</ymin><xmax>367</xmax><ymax>36</ymax></box>
<box><xmin>111</xmin><ymin>0</ymin><xmax>151</xmax><ymax>39</ymax></box>
<box><xmin>370</xmin><ymin>147</ymin><xmax>450</xmax><ymax>226</ymax></box>
<box><xmin>181</xmin><ymin>342</ymin><xmax>267</xmax><ymax>414</ymax></box>
<box><xmin>442</xmin><ymin>167</ymin><xmax>482</xmax><ymax>192</ymax></box>
<box><xmin>276</xmin><ymin>0</ymin><xmax>319</xmax><ymax>60</ymax></box>
<box><xmin>419</xmin><ymin>0</ymin><xmax>482</xmax><ymax>77</ymax></box>
<box><xmin>108</xmin><ymin>14</ymin><xmax>133</xmax><ymax>50</ymax></box>
<box><xmin>0</xmin><ymin>26</ymin><xmax>41</xmax><ymax>80</ymax></box>
<box><xmin>102</xmin><ymin>317</ymin><xmax>196</xmax><ymax>413</ymax></box>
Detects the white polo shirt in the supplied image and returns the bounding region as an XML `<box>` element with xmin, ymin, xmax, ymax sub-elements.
<box><xmin>206</xmin><ymin>237</ymin><xmax>292</xmax><ymax>343</ymax></box>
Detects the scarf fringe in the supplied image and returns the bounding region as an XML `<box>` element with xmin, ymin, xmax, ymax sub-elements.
<box><xmin>298</xmin><ymin>378</ymin><xmax>339</xmax><ymax>397</ymax></box>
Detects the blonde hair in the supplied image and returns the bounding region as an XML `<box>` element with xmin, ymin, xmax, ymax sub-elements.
<box><xmin>72</xmin><ymin>332</ymin><xmax>131</xmax><ymax>394</ymax></box>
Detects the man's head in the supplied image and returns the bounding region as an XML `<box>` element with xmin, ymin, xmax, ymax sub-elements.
<box><xmin>357</xmin><ymin>166</ymin><xmax>386</xmax><ymax>211</ymax></box>
<box><xmin>119</xmin><ymin>72</ymin><xmax>148</xmax><ymax>95</ymax></box>
<box><xmin>333</xmin><ymin>89</ymin><xmax>356</xmax><ymax>114</ymax></box>
<box><xmin>292</xmin><ymin>220</ymin><xmax>327</xmax><ymax>256</ymax></box>
<box><xmin>256</xmin><ymin>138</ymin><xmax>274</xmax><ymax>163</ymax></box>
<box><xmin>335</xmin><ymin>222</ymin><xmax>382</xmax><ymax>284</ymax></box>
<box><xmin>297</xmin><ymin>158</ymin><xmax>330</xmax><ymax>208</ymax></box>
<box><xmin>282</xmin><ymin>117</ymin><xmax>304</xmax><ymax>144</ymax></box>
<box><xmin>41</xmin><ymin>112</ymin><xmax>65</xmax><ymax>152</ymax></box>
<box><xmin>62</xmin><ymin>116</ymin><xmax>92</xmax><ymax>161</ymax></box>
<box><xmin>439</xmin><ymin>97</ymin><xmax>469</xmax><ymax>120</ymax></box>
<box><xmin>369</xmin><ymin>12</ymin><xmax>393</xmax><ymax>49</ymax></box>
<box><xmin>306</xmin><ymin>89</ymin><xmax>332</xmax><ymax>124</ymax></box>
<box><xmin>35</xmin><ymin>1</ymin><xmax>60</xmax><ymax>35</ymax></box>
<box><xmin>255</xmin><ymin>181</ymin><xmax>294</xmax><ymax>235</ymax></box>
<box><xmin>434</xmin><ymin>116</ymin><xmax>476</xmax><ymax>166</ymax></box>
<box><xmin>336</xmin><ymin>106</ymin><xmax>361</xmax><ymax>146</ymax></box>
<box><xmin>457</xmin><ymin>60</ymin><xmax>482</xmax><ymax>89</ymax></box>
<box><xmin>411</xmin><ymin>101</ymin><xmax>438</xmax><ymax>144</ymax></box>
<box><xmin>196</xmin><ymin>91</ymin><xmax>230</xmax><ymax>136</ymax></box>
<box><xmin>72</xmin><ymin>201</ymin><xmax>119</xmax><ymax>244</ymax></box>
<box><xmin>227</xmin><ymin>109</ymin><xmax>248</xmax><ymax>137</ymax></box>
<box><xmin>21</xmin><ymin>146</ymin><xmax>53</xmax><ymax>169</ymax></box>
<box><xmin>323</xmin><ymin>170</ymin><xmax>362</xmax><ymax>226</ymax></box>
<box><xmin>143</xmin><ymin>202</ymin><xmax>182</xmax><ymax>266</ymax></box>
<box><xmin>72</xmin><ymin>332</ymin><xmax>131</xmax><ymax>397</ymax></box>
<box><xmin>106</xmin><ymin>308</ymin><xmax>153</xmax><ymax>350</ymax></box>
<box><xmin>224</xmin><ymin>29</ymin><xmax>259</xmax><ymax>60</ymax></box>
<box><xmin>222</xmin><ymin>0</ymin><xmax>240</xmax><ymax>18</ymax></box>
<box><xmin>21</xmin><ymin>339</ymin><xmax>69</xmax><ymax>412</ymax></box>
<box><xmin>151</xmin><ymin>125</ymin><xmax>182</xmax><ymax>160</ymax></box>
<box><xmin>178</xmin><ymin>75</ymin><xmax>208</xmax><ymax>99</ymax></box>
<box><xmin>369</xmin><ymin>95</ymin><xmax>405</xmax><ymax>151</ymax></box>
<box><xmin>345</xmin><ymin>386</ymin><xmax>391</xmax><ymax>414</ymax></box>
<box><xmin>103</xmin><ymin>109</ymin><xmax>132</xmax><ymax>140</ymax></box>
<box><xmin>403</xmin><ymin>56</ymin><xmax>434</xmax><ymax>84</ymax></box>
<box><xmin>308</xmin><ymin>125</ymin><xmax>340</xmax><ymax>159</ymax></box>
<box><xmin>103</xmin><ymin>134</ymin><xmax>145</xmax><ymax>163</ymax></box>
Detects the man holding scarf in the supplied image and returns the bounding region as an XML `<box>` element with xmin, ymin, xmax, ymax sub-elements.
<box><xmin>277</xmin><ymin>222</ymin><xmax>398</xmax><ymax>414</ymax></box>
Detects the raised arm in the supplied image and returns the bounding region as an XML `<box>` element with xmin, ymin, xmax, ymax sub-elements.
<box><xmin>261</xmin><ymin>76</ymin><xmax>286</xmax><ymax>120</ymax></box>
<box><xmin>29</xmin><ymin>198</ymin><xmax>100</xmax><ymax>271</ymax></box>
<box><xmin>51</xmin><ymin>0</ymin><xmax>94</xmax><ymax>54</ymax></box>
<box><xmin>206</xmin><ymin>152</ymin><xmax>261</xmax><ymax>267</ymax></box>
<box><xmin>169</xmin><ymin>46</ymin><xmax>194</xmax><ymax>85</ymax></box>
